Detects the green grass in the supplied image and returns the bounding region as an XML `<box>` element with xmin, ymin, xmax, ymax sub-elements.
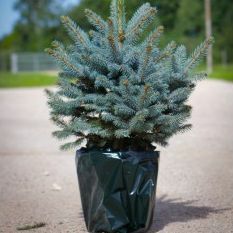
<box><xmin>208</xmin><ymin>64</ymin><xmax>233</xmax><ymax>82</ymax></box>
<box><xmin>0</xmin><ymin>65</ymin><xmax>233</xmax><ymax>88</ymax></box>
<box><xmin>0</xmin><ymin>72</ymin><xmax>57</xmax><ymax>88</ymax></box>
<box><xmin>198</xmin><ymin>64</ymin><xmax>233</xmax><ymax>82</ymax></box>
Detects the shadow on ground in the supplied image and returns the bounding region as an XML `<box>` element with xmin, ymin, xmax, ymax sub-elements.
<box><xmin>150</xmin><ymin>194</ymin><xmax>228</xmax><ymax>232</ymax></box>
<box><xmin>77</xmin><ymin>194</ymin><xmax>229</xmax><ymax>232</ymax></box>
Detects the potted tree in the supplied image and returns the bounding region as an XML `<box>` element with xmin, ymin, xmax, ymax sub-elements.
<box><xmin>46</xmin><ymin>0</ymin><xmax>213</xmax><ymax>232</ymax></box>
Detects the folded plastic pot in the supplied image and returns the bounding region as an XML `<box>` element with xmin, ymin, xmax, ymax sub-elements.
<box><xmin>76</xmin><ymin>149</ymin><xmax>160</xmax><ymax>233</ymax></box>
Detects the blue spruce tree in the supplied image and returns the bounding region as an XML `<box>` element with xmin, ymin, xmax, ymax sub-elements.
<box><xmin>46</xmin><ymin>0</ymin><xmax>213</xmax><ymax>151</ymax></box>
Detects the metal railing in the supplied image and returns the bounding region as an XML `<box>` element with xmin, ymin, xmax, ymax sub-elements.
<box><xmin>10</xmin><ymin>52</ymin><xmax>58</xmax><ymax>73</ymax></box>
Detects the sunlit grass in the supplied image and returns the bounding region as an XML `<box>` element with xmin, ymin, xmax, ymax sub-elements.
<box><xmin>209</xmin><ymin>64</ymin><xmax>233</xmax><ymax>81</ymax></box>
<box><xmin>0</xmin><ymin>64</ymin><xmax>233</xmax><ymax>88</ymax></box>
<box><xmin>198</xmin><ymin>64</ymin><xmax>233</xmax><ymax>82</ymax></box>
<box><xmin>0</xmin><ymin>72</ymin><xmax>58</xmax><ymax>88</ymax></box>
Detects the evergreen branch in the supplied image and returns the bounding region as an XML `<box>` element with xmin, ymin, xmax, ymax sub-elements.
<box><xmin>60</xmin><ymin>138</ymin><xmax>85</xmax><ymax>151</ymax></box>
<box><xmin>101</xmin><ymin>112</ymin><xmax>124</xmax><ymax>125</ymax></box>
<box><xmin>178</xmin><ymin>124</ymin><xmax>192</xmax><ymax>133</ymax></box>
<box><xmin>85</xmin><ymin>9</ymin><xmax>107</xmax><ymax>34</ymax></box>
<box><xmin>169</xmin><ymin>87</ymin><xmax>192</xmax><ymax>104</ymax></box>
<box><xmin>115</xmin><ymin>129</ymin><xmax>130</xmax><ymax>138</ymax></box>
<box><xmin>80</xmin><ymin>53</ymin><xmax>109</xmax><ymax>74</ymax></box>
<box><xmin>88</xmin><ymin>30</ymin><xmax>106</xmax><ymax>47</ymax></box>
<box><xmin>107</xmin><ymin>19</ymin><xmax>119</xmax><ymax>60</ymax></box>
<box><xmin>136</xmin><ymin>26</ymin><xmax>164</xmax><ymax>82</ymax></box>
<box><xmin>126</xmin><ymin>4</ymin><xmax>157</xmax><ymax>43</ymax></box>
<box><xmin>53</xmin><ymin>129</ymin><xmax>84</xmax><ymax>140</ymax></box>
<box><xmin>140</xmin><ymin>49</ymin><xmax>151</xmax><ymax>82</ymax></box>
<box><xmin>147</xmin><ymin>25</ymin><xmax>164</xmax><ymax>45</ymax></box>
<box><xmin>184</xmin><ymin>37</ymin><xmax>214</xmax><ymax>73</ymax></box>
<box><xmin>129</xmin><ymin>109</ymin><xmax>150</xmax><ymax>132</ymax></box>
<box><xmin>110</xmin><ymin>0</ymin><xmax>126</xmax><ymax>42</ymax></box>
<box><xmin>57</xmin><ymin>77</ymin><xmax>82</xmax><ymax>99</ymax></box>
<box><xmin>174</xmin><ymin>45</ymin><xmax>187</xmax><ymax>65</ymax></box>
<box><xmin>95</xmin><ymin>76</ymin><xmax>114</xmax><ymax>89</ymax></box>
<box><xmin>117</xmin><ymin>0</ymin><xmax>126</xmax><ymax>44</ymax></box>
<box><xmin>190</xmin><ymin>72</ymin><xmax>208</xmax><ymax>81</ymax></box>
<box><xmin>51</xmin><ymin>40</ymin><xmax>65</xmax><ymax>52</ymax></box>
<box><xmin>140</xmin><ymin>84</ymin><xmax>151</xmax><ymax>105</ymax></box>
<box><xmin>140</xmin><ymin>26</ymin><xmax>164</xmax><ymax>81</ymax></box>
<box><xmin>110</xmin><ymin>0</ymin><xmax>120</xmax><ymax>42</ymax></box>
<box><xmin>114</xmin><ymin>103</ymin><xmax>136</xmax><ymax>116</ymax></box>
<box><xmin>45</xmin><ymin>48</ymin><xmax>80</xmax><ymax>74</ymax></box>
<box><xmin>60</xmin><ymin>16</ymin><xmax>89</xmax><ymax>50</ymax></box>
<box><xmin>50</xmin><ymin>115</ymin><xmax>68</xmax><ymax>128</ymax></box>
<box><xmin>128</xmin><ymin>8</ymin><xmax>156</xmax><ymax>36</ymax></box>
<box><xmin>110</xmin><ymin>0</ymin><xmax>118</xmax><ymax>20</ymax></box>
<box><xmin>45</xmin><ymin>88</ymin><xmax>54</xmax><ymax>98</ymax></box>
<box><xmin>154</xmin><ymin>41</ymin><xmax>177</xmax><ymax>63</ymax></box>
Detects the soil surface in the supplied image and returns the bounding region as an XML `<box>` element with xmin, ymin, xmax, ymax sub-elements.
<box><xmin>0</xmin><ymin>80</ymin><xmax>233</xmax><ymax>233</ymax></box>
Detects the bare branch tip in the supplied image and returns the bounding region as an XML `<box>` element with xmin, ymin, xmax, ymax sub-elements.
<box><xmin>51</xmin><ymin>41</ymin><xmax>59</xmax><ymax>48</ymax></box>
<box><xmin>158</xmin><ymin>25</ymin><xmax>164</xmax><ymax>32</ymax></box>
<box><xmin>207</xmin><ymin>36</ymin><xmax>214</xmax><ymax>44</ymax></box>
<box><xmin>44</xmin><ymin>48</ymin><xmax>53</xmax><ymax>55</ymax></box>
<box><xmin>60</xmin><ymin>16</ymin><xmax>69</xmax><ymax>23</ymax></box>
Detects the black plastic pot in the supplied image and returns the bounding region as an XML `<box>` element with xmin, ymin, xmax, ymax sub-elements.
<box><xmin>76</xmin><ymin>149</ymin><xmax>160</xmax><ymax>233</ymax></box>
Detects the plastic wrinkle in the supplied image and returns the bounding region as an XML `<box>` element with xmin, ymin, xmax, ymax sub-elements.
<box><xmin>76</xmin><ymin>149</ymin><xmax>160</xmax><ymax>233</ymax></box>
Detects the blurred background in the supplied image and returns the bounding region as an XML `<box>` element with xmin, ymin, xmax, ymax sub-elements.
<box><xmin>0</xmin><ymin>0</ymin><xmax>232</xmax><ymax>85</ymax></box>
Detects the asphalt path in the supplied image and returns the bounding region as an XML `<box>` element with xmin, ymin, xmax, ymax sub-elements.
<box><xmin>0</xmin><ymin>80</ymin><xmax>233</xmax><ymax>232</ymax></box>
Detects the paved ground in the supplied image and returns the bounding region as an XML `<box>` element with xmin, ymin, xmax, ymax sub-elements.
<box><xmin>0</xmin><ymin>80</ymin><xmax>233</xmax><ymax>233</ymax></box>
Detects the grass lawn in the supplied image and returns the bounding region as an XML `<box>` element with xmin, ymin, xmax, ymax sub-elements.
<box><xmin>0</xmin><ymin>72</ymin><xmax>57</xmax><ymax>88</ymax></box>
<box><xmin>208</xmin><ymin>64</ymin><xmax>233</xmax><ymax>82</ymax></box>
<box><xmin>0</xmin><ymin>65</ymin><xmax>232</xmax><ymax>88</ymax></box>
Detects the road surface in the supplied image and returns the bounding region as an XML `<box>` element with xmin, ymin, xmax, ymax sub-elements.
<box><xmin>0</xmin><ymin>80</ymin><xmax>233</xmax><ymax>232</ymax></box>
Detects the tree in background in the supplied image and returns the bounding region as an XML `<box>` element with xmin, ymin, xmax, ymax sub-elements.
<box><xmin>14</xmin><ymin>0</ymin><xmax>64</xmax><ymax>51</ymax></box>
<box><xmin>0</xmin><ymin>0</ymin><xmax>232</xmax><ymax>64</ymax></box>
<box><xmin>69</xmin><ymin>0</ymin><xmax>233</xmax><ymax>64</ymax></box>
<box><xmin>212</xmin><ymin>0</ymin><xmax>233</xmax><ymax>63</ymax></box>
<box><xmin>0</xmin><ymin>0</ymin><xmax>64</xmax><ymax>52</ymax></box>
<box><xmin>173</xmin><ymin>0</ymin><xmax>204</xmax><ymax>54</ymax></box>
<box><xmin>69</xmin><ymin>0</ymin><xmax>180</xmax><ymax>33</ymax></box>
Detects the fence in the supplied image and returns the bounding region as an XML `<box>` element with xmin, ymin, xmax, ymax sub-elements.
<box><xmin>0</xmin><ymin>52</ymin><xmax>10</xmax><ymax>71</ymax></box>
<box><xmin>9</xmin><ymin>53</ymin><xmax>58</xmax><ymax>73</ymax></box>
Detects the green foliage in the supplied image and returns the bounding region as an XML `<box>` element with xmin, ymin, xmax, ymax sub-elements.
<box><xmin>204</xmin><ymin>64</ymin><xmax>233</xmax><ymax>81</ymax></box>
<box><xmin>68</xmin><ymin>0</ymin><xmax>232</xmax><ymax>63</ymax></box>
<box><xmin>1</xmin><ymin>0</ymin><xmax>232</xmax><ymax>64</ymax></box>
<box><xmin>1</xmin><ymin>0</ymin><xmax>63</xmax><ymax>52</ymax></box>
<box><xmin>46</xmin><ymin>0</ymin><xmax>212</xmax><ymax>151</ymax></box>
<box><xmin>175</xmin><ymin>0</ymin><xmax>204</xmax><ymax>38</ymax></box>
<box><xmin>0</xmin><ymin>72</ymin><xmax>57</xmax><ymax>88</ymax></box>
<box><xmin>212</xmin><ymin>0</ymin><xmax>233</xmax><ymax>62</ymax></box>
